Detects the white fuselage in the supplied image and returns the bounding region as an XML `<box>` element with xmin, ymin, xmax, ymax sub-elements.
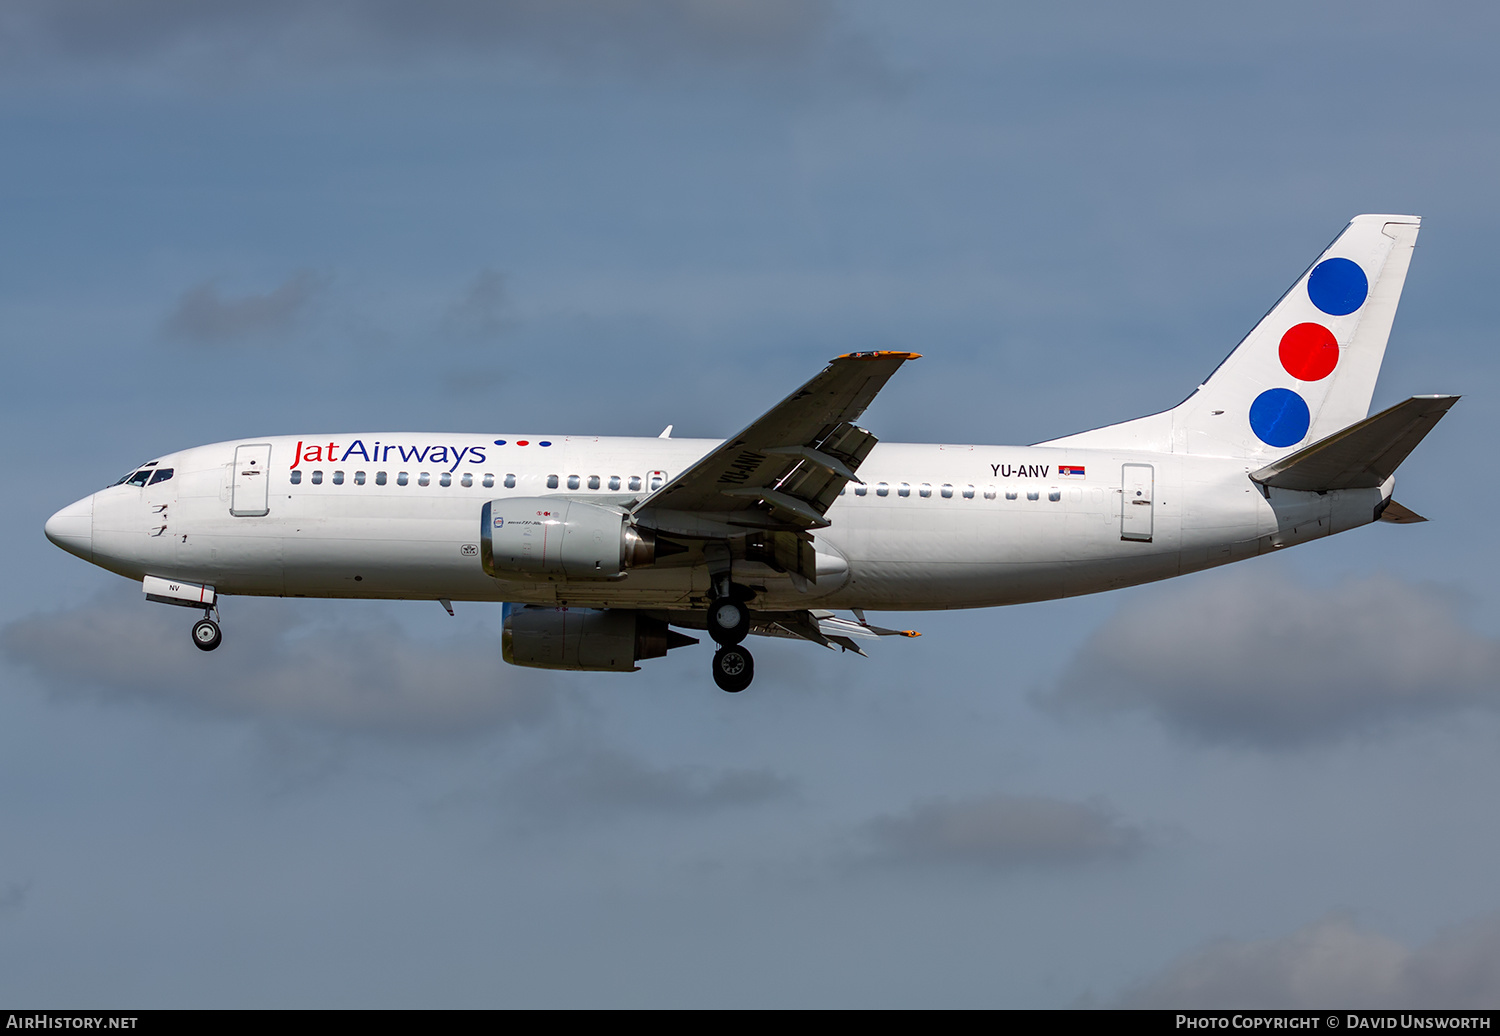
<box><xmin>68</xmin><ymin>433</ymin><xmax>1388</xmax><ymax>615</ymax></box>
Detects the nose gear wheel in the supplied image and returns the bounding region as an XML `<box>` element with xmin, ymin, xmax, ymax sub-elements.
<box><xmin>192</xmin><ymin>617</ymin><xmax>222</xmax><ymax>652</ymax></box>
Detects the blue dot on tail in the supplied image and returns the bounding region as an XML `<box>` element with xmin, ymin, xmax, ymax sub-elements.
<box><xmin>1249</xmin><ymin>388</ymin><xmax>1311</xmax><ymax>447</ymax></box>
<box><xmin>1307</xmin><ymin>257</ymin><xmax>1368</xmax><ymax>316</ymax></box>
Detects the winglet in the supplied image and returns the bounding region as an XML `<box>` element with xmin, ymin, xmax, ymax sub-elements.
<box><xmin>835</xmin><ymin>350</ymin><xmax>922</xmax><ymax>361</ymax></box>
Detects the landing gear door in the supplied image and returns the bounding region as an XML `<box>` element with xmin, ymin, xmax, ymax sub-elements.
<box><xmin>1121</xmin><ymin>463</ymin><xmax>1153</xmax><ymax>542</ymax></box>
<box><xmin>231</xmin><ymin>444</ymin><xmax>272</xmax><ymax>517</ymax></box>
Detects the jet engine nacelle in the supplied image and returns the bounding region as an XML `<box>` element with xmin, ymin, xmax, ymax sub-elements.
<box><xmin>481</xmin><ymin>498</ymin><xmax>655</xmax><ymax>580</ymax></box>
<box><xmin>501</xmin><ymin>604</ymin><xmax>697</xmax><ymax>672</ymax></box>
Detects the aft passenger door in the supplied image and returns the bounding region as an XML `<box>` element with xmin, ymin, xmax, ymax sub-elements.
<box><xmin>231</xmin><ymin>444</ymin><xmax>272</xmax><ymax>517</ymax></box>
<box><xmin>1121</xmin><ymin>463</ymin><xmax>1153</xmax><ymax>542</ymax></box>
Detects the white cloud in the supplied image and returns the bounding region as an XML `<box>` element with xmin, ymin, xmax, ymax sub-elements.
<box><xmin>1117</xmin><ymin>912</ymin><xmax>1500</xmax><ymax>1009</ymax></box>
<box><xmin>1039</xmin><ymin>571</ymin><xmax>1500</xmax><ymax>748</ymax></box>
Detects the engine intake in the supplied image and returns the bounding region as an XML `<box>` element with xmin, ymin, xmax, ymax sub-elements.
<box><xmin>481</xmin><ymin>498</ymin><xmax>655</xmax><ymax>580</ymax></box>
<box><xmin>502</xmin><ymin>605</ymin><xmax>697</xmax><ymax>672</ymax></box>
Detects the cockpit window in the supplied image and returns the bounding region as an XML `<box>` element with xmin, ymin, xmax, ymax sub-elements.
<box><xmin>114</xmin><ymin>461</ymin><xmax>161</xmax><ymax>487</ymax></box>
<box><xmin>147</xmin><ymin>468</ymin><xmax>174</xmax><ymax>485</ymax></box>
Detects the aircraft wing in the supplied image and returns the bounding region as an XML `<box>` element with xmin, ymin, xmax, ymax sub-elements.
<box><xmin>633</xmin><ymin>351</ymin><xmax>919</xmax><ymax>533</ymax></box>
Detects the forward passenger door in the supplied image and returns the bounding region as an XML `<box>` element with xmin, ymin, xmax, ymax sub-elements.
<box><xmin>230</xmin><ymin>444</ymin><xmax>272</xmax><ymax>517</ymax></box>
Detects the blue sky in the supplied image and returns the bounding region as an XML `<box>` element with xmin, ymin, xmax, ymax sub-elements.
<box><xmin>4</xmin><ymin>1</ymin><xmax>1500</xmax><ymax>1007</ymax></box>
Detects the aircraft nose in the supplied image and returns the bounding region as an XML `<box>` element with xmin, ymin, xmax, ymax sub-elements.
<box><xmin>45</xmin><ymin>494</ymin><xmax>94</xmax><ymax>561</ymax></box>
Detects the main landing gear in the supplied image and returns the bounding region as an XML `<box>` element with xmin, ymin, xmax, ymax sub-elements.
<box><xmin>712</xmin><ymin>644</ymin><xmax>754</xmax><ymax>693</ymax></box>
<box><xmin>707</xmin><ymin>595</ymin><xmax>750</xmax><ymax>646</ymax></box>
<box><xmin>707</xmin><ymin>587</ymin><xmax>754</xmax><ymax>692</ymax></box>
<box><xmin>191</xmin><ymin>610</ymin><xmax>222</xmax><ymax>652</ymax></box>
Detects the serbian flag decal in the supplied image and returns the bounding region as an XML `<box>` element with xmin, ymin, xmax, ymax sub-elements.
<box><xmin>1059</xmin><ymin>464</ymin><xmax>1085</xmax><ymax>478</ymax></box>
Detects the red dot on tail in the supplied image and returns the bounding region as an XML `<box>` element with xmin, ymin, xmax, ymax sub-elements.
<box><xmin>1279</xmin><ymin>322</ymin><xmax>1339</xmax><ymax>382</ymax></box>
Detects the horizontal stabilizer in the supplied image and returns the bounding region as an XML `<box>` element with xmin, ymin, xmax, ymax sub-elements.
<box><xmin>1250</xmin><ymin>394</ymin><xmax>1459</xmax><ymax>492</ymax></box>
<box><xmin>1378</xmin><ymin>499</ymin><xmax>1427</xmax><ymax>524</ymax></box>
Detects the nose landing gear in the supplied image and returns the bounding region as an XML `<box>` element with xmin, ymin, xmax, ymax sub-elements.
<box><xmin>191</xmin><ymin>609</ymin><xmax>222</xmax><ymax>652</ymax></box>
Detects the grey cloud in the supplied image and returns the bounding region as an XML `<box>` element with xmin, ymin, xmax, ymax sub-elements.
<box><xmin>505</xmin><ymin>745</ymin><xmax>794</xmax><ymax>823</ymax></box>
<box><xmin>861</xmin><ymin>793</ymin><xmax>1142</xmax><ymax>871</ymax></box>
<box><xmin>441</xmin><ymin>368</ymin><xmax>509</xmax><ymax>396</ymax></box>
<box><xmin>1039</xmin><ymin>571</ymin><xmax>1500</xmax><ymax>748</ymax></box>
<box><xmin>1</xmin><ymin>593</ymin><xmax>552</xmax><ymax>739</ymax></box>
<box><xmin>163</xmin><ymin>270</ymin><xmax>328</xmax><ymax>346</ymax></box>
<box><xmin>1117</xmin><ymin>913</ymin><xmax>1500</xmax><ymax>1009</ymax></box>
<box><xmin>1</xmin><ymin>1</ymin><xmax>845</xmax><ymax>76</ymax></box>
<box><xmin>441</xmin><ymin>268</ymin><xmax>509</xmax><ymax>342</ymax></box>
<box><xmin>0</xmin><ymin>880</ymin><xmax>30</xmax><ymax>916</ymax></box>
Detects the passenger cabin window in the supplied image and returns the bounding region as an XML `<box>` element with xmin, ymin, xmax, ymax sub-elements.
<box><xmin>567</xmin><ymin>475</ymin><xmax>580</xmax><ymax>490</ymax></box>
<box><xmin>332</xmin><ymin>471</ymin><xmax>344</xmax><ymax>485</ymax></box>
<box><xmin>650</xmin><ymin>473</ymin><xmax>665</xmax><ymax>491</ymax></box>
<box><xmin>898</xmin><ymin>483</ymin><xmax>911</xmax><ymax>498</ymax></box>
<box><xmin>290</xmin><ymin>470</ymin><xmax>302</xmax><ymax>485</ymax></box>
<box><xmin>628</xmin><ymin>476</ymin><xmax>642</xmax><ymax>492</ymax></box>
<box><xmin>418</xmin><ymin>472</ymin><xmax>431</xmax><ymax>486</ymax></box>
<box><xmin>547</xmin><ymin>475</ymin><xmax>559</xmax><ymax>489</ymax></box>
<box><xmin>1026</xmin><ymin>490</ymin><xmax>1039</xmax><ymax>501</ymax></box>
<box><xmin>588</xmin><ymin>476</ymin><xmax>600</xmax><ymax>490</ymax></box>
<box><xmin>608</xmin><ymin>476</ymin><xmax>621</xmax><ymax>491</ymax></box>
<box><xmin>354</xmin><ymin>471</ymin><xmax>366</xmax><ymax>485</ymax></box>
<box><xmin>502</xmin><ymin>474</ymin><xmax>514</xmax><ymax>489</ymax></box>
<box><xmin>855</xmin><ymin>484</ymin><xmax>867</xmax><ymax>497</ymax></box>
<box><xmin>397</xmin><ymin>472</ymin><xmax>409</xmax><ymax>486</ymax></box>
<box><xmin>876</xmin><ymin>482</ymin><xmax>889</xmax><ymax>497</ymax></box>
<box><xmin>919</xmin><ymin>484</ymin><xmax>932</xmax><ymax>498</ymax></box>
<box><xmin>1005</xmin><ymin>491</ymin><xmax>1018</xmax><ymax>500</ymax></box>
<box><xmin>461</xmin><ymin>473</ymin><xmax>472</xmax><ymax>488</ymax></box>
<box><xmin>983</xmin><ymin>487</ymin><xmax>996</xmax><ymax>500</ymax></box>
<box><xmin>311</xmin><ymin>471</ymin><xmax>323</xmax><ymax>485</ymax></box>
<box><xmin>376</xmin><ymin>471</ymin><xmax>387</xmax><ymax>486</ymax></box>
<box><xmin>962</xmin><ymin>485</ymin><xmax>975</xmax><ymax>499</ymax></box>
<box><xmin>1048</xmin><ymin>489</ymin><xmax>1061</xmax><ymax>502</ymax></box>
<box><xmin>941</xmin><ymin>484</ymin><xmax>954</xmax><ymax>498</ymax></box>
<box><xmin>440</xmin><ymin>472</ymin><xmax>452</xmax><ymax>487</ymax></box>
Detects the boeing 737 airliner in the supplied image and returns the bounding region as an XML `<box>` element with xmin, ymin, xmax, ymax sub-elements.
<box><xmin>45</xmin><ymin>215</ymin><xmax>1455</xmax><ymax>691</ymax></box>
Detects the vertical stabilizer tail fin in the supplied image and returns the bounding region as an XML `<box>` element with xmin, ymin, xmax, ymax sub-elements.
<box><xmin>1175</xmin><ymin>214</ymin><xmax>1420</xmax><ymax>458</ymax></box>
<box><xmin>1039</xmin><ymin>215</ymin><xmax>1421</xmax><ymax>458</ymax></box>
